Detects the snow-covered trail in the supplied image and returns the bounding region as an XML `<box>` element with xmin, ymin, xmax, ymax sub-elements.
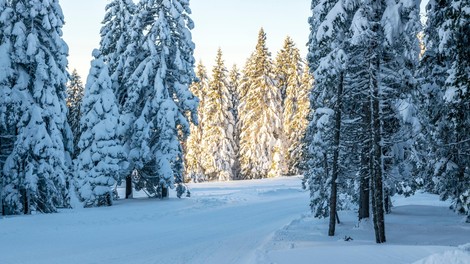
<box><xmin>0</xmin><ymin>177</ymin><xmax>309</xmax><ymax>264</ymax></box>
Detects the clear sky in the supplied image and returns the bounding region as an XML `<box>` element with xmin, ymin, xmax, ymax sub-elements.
<box><xmin>61</xmin><ymin>0</ymin><xmax>311</xmax><ymax>80</ymax></box>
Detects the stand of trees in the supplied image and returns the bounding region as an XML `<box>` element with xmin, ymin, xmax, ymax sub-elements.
<box><xmin>184</xmin><ymin>30</ymin><xmax>312</xmax><ymax>182</ymax></box>
<box><xmin>302</xmin><ymin>0</ymin><xmax>469</xmax><ymax>243</ymax></box>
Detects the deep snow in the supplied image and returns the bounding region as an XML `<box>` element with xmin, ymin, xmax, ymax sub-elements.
<box><xmin>0</xmin><ymin>176</ymin><xmax>469</xmax><ymax>264</ymax></box>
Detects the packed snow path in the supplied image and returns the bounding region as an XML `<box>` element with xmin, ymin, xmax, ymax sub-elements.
<box><xmin>0</xmin><ymin>177</ymin><xmax>309</xmax><ymax>264</ymax></box>
<box><xmin>1</xmin><ymin>177</ymin><xmax>469</xmax><ymax>264</ymax></box>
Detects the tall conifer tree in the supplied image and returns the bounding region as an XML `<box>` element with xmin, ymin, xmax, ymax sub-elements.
<box><xmin>276</xmin><ymin>37</ymin><xmax>310</xmax><ymax>175</ymax></box>
<box><xmin>2</xmin><ymin>0</ymin><xmax>72</xmax><ymax>214</ymax></box>
<box><xmin>417</xmin><ymin>0</ymin><xmax>470</xmax><ymax>217</ymax></box>
<box><xmin>238</xmin><ymin>29</ymin><xmax>283</xmax><ymax>179</ymax></box>
<box><xmin>75</xmin><ymin>51</ymin><xmax>126</xmax><ymax>207</ymax></box>
<box><xmin>0</xmin><ymin>0</ymin><xmax>16</xmax><ymax>215</ymax></box>
<box><xmin>185</xmin><ymin>61</ymin><xmax>209</xmax><ymax>182</ymax></box>
<box><xmin>202</xmin><ymin>49</ymin><xmax>236</xmax><ymax>181</ymax></box>
<box><xmin>123</xmin><ymin>0</ymin><xmax>198</xmax><ymax>198</ymax></box>
<box><xmin>66</xmin><ymin>69</ymin><xmax>84</xmax><ymax>158</ymax></box>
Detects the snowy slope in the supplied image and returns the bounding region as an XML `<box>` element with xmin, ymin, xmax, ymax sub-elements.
<box><xmin>0</xmin><ymin>176</ymin><xmax>469</xmax><ymax>264</ymax></box>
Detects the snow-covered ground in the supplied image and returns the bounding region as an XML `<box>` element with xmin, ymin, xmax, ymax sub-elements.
<box><xmin>0</xmin><ymin>176</ymin><xmax>469</xmax><ymax>264</ymax></box>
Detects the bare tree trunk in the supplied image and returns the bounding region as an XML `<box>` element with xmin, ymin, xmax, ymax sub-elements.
<box><xmin>23</xmin><ymin>189</ymin><xmax>30</xmax><ymax>215</ymax></box>
<box><xmin>367</xmin><ymin>1</ymin><xmax>386</xmax><ymax>244</ymax></box>
<box><xmin>125</xmin><ymin>175</ymin><xmax>132</xmax><ymax>199</ymax></box>
<box><xmin>359</xmin><ymin>103</ymin><xmax>371</xmax><ymax>220</ymax></box>
<box><xmin>0</xmin><ymin>176</ymin><xmax>3</xmax><ymax>216</ymax></box>
<box><xmin>329</xmin><ymin>71</ymin><xmax>344</xmax><ymax>237</ymax></box>
<box><xmin>371</xmin><ymin>53</ymin><xmax>386</xmax><ymax>244</ymax></box>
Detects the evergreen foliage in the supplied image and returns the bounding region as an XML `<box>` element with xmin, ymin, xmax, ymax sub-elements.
<box><xmin>99</xmin><ymin>0</ymin><xmax>136</xmax><ymax>106</ymax></box>
<box><xmin>238</xmin><ymin>29</ymin><xmax>283</xmax><ymax>179</ymax></box>
<box><xmin>185</xmin><ymin>62</ymin><xmax>209</xmax><ymax>182</ymax></box>
<box><xmin>121</xmin><ymin>0</ymin><xmax>198</xmax><ymax>198</ymax></box>
<box><xmin>75</xmin><ymin>50</ymin><xmax>126</xmax><ymax>207</ymax></box>
<box><xmin>1</xmin><ymin>0</ymin><xmax>72</xmax><ymax>214</ymax></box>
<box><xmin>202</xmin><ymin>49</ymin><xmax>236</xmax><ymax>181</ymax></box>
<box><xmin>276</xmin><ymin>37</ymin><xmax>311</xmax><ymax>175</ymax></box>
<box><xmin>417</xmin><ymin>0</ymin><xmax>470</xmax><ymax>216</ymax></box>
<box><xmin>66</xmin><ymin>69</ymin><xmax>84</xmax><ymax>158</ymax></box>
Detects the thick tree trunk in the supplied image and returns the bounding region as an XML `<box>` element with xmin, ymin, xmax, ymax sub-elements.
<box><xmin>329</xmin><ymin>72</ymin><xmax>344</xmax><ymax>237</ymax></box>
<box><xmin>371</xmin><ymin>53</ymin><xmax>386</xmax><ymax>244</ymax></box>
<box><xmin>367</xmin><ymin>1</ymin><xmax>386</xmax><ymax>244</ymax></box>
<box><xmin>125</xmin><ymin>175</ymin><xmax>133</xmax><ymax>199</ymax></box>
<box><xmin>359</xmin><ymin>173</ymin><xmax>370</xmax><ymax>220</ymax></box>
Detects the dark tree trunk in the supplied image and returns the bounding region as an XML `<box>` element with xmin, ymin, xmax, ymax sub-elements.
<box><xmin>368</xmin><ymin>1</ymin><xmax>386</xmax><ymax>244</ymax></box>
<box><xmin>162</xmin><ymin>185</ymin><xmax>169</xmax><ymax>199</ymax></box>
<box><xmin>22</xmin><ymin>189</ymin><xmax>30</xmax><ymax>215</ymax></box>
<box><xmin>359</xmin><ymin>102</ymin><xmax>371</xmax><ymax>221</ymax></box>
<box><xmin>371</xmin><ymin>52</ymin><xmax>386</xmax><ymax>244</ymax></box>
<box><xmin>384</xmin><ymin>189</ymin><xmax>392</xmax><ymax>214</ymax></box>
<box><xmin>0</xmin><ymin>177</ymin><xmax>3</xmax><ymax>216</ymax></box>
<box><xmin>359</xmin><ymin>173</ymin><xmax>370</xmax><ymax>220</ymax></box>
<box><xmin>125</xmin><ymin>175</ymin><xmax>133</xmax><ymax>199</ymax></box>
<box><xmin>329</xmin><ymin>72</ymin><xmax>344</xmax><ymax>237</ymax></box>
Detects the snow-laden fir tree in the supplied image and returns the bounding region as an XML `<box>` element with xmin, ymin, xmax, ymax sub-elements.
<box><xmin>75</xmin><ymin>50</ymin><xmax>127</xmax><ymax>207</ymax></box>
<box><xmin>122</xmin><ymin>0</ymin><xmax>198</xmax><ymax>198</ymax></box>
<box><xmin>228</xmin><ymin>64</ymin><xmax>241</xmax><ymax>180</ymax></box>
<box><xmin>417</xmin><ymin>0</ymin><xmax>470</xmax><ymax>217</ymax></box>
<box><xmin>201</xmin><ymin>49</ymin><xmax>236</xmax><ymax>181</ymax></box>
<box><xmin>238</xmin><ymin>28</ymin><xmax>283</xmax><ymax>179</ymax></box>
<box><xmin>0</xmin><ymin>0</ymin><xmax>17</xmax><ymax>215</ymax></box>
<box><xmin>304</xmin><ymin>0</ymin><xmax>355</xmax><ymax>236</ymax></box>
<box><xmin>2</xmin><ymin>0</ymin><xmax>73</xmax><ymax>214</ymax></box>
<box><xmin>185</xmin><ymin>61</ymin><xmax>209</xmax><ymax>182</ymax></box>
<box><xmin>66</xmin><ymin>69</ymin><xmax>84</xmax><ymax>158</ymax></box>
<box><xmin>345</xmin><ymin>0</ymin><xmax>421</xmax><ymax>242</ymax></box>
<box><xmin>288</xmin><ymin>63</ymin><xmax>313</xmax><ymax>176</ymax></box>
<box><xmin>275</xmin><ymin>37</ymin><xmax>311</xmax><ymax>176</ymax></box>
<box><xmin>99</xmin><ymin>0</ymin><xmax>136</xmax><ymax>106</ymax></box>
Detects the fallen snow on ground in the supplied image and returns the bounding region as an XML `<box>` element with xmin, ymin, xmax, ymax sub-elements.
<box><xmin>0</xmin><ymin>176</ymin><xmax>469</xmax><ymax>264</ymax></box>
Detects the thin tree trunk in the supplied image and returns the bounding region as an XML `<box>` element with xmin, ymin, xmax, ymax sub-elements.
<box><xmin>23</xmin><ymin>189</ymin><xmax>30</xmax><ymax>215</ymax></box>
<box><xmin>125</xmin><ymin>175</ymin><xmax>132</xmax><ymax>199</ymax></box>
<box><xmin>359</xmin><ymin>103</ymin><xmax>371</xmax><ymax>220</ymax></box>
<box><xmin>329</xmin><ymin>71</ymin><xmax>344</xmax><ymax>237</ymax></box>
<box><xmin>0</xmin><ymin>176</ymin><xmax>3</xmax><ymax>216</ymax></box>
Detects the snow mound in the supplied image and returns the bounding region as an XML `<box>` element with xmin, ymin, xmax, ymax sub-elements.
<box><xmin>413</xmin><ymin>249</ymin><xmax>470</xmax><ymax>264</ymax></box>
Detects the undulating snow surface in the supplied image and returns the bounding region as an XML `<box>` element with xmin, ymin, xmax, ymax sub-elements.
<box><xmin>0</xmin><ymin>177</ymin><xmax>469</xmax><ymax>264</ymax></box>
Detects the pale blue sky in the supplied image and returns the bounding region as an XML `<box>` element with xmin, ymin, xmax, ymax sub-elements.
<box><xmin>61</xmin><ymin>0</ymin><xmax>311</xmax><ymax>79</ymax></box>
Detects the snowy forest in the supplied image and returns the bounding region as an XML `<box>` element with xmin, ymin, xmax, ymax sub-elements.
<box><xmin>0</xmin><ymin>0</ymin><xmax>469</xmax><ymax>252</ymax></box>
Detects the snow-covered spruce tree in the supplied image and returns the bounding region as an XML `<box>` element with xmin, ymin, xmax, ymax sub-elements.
<box><xmin>123</xmin><ymin>0</ymin><xmax>198</xmax><ymax>198</ymax></box>
<box><xmin>414</xmin><ymin>0</ymin><xmax>448</xmax><ymax>194</ymax></box>
<box><xmin>417</xmin><ymin>0</ymin><xmax>470</xmax><ymax>217</ymax></box>
<box><xmin>66</xmin><ymin>69</ymin><xmax>84</xmax><ymax>158</ymax></box>
<box><xmin>381</xmin><ymin>0</ymin><xmax>422</xmax><ymax>211</ymax></box>
<box><xmin>75</xmin><ymin>50</ymin><xmax>126</xmax><ymax>207</ymax></box>
<box><xmin>201</xmin><ymin>49</ymin><xmax>236</xmax><ymax>181</ymax></box>
<box><xmin>228</xmin><ymin>64</ymin><xmax>241</xmax><ymax>180</ymax></box>
<box><xmin>185</xmin><ymin>61</ymin><xmax>209</xmax><ymax>182</ymax></box>
<box><xmin>2</xmin><ymin>0</ymin><xmax>73</xmax><ymax>214</ymax></box>
<box><xmin>346</xmin><ymin>0</ymin><xmax>421</xmax><ymax>242</ymax></box>
<box><xmin>275</xmin><ymin>36</ymin><xmax>302</xmax><ymax>105</ymax></box>
<box><xmin>275</xmin><ymin>37</ymin><xmax>310</xmax><ymax>176</ymax></box>
<box><xmin>238</xmin><ymin>28</ymin><xmax>283</xmax><ymax>179</ymax></box>
<box><xmin>304</xmin><ymin>0</ymin><xmax>357</xmax><ymax>236</ymax></box>
<box><xmin>99</xmin><ymin>0</ymin><xmax>136</xmax><ymax>107</ymax></box>
<box><xmin>289</xmin><ymin>63</ymin><xmax>313</xmax><ymax>176</ymax></box>
<box><xmin>0</xmin><ymin>0</ymin><xmax>17</xmax><ymax>215</ymax></box>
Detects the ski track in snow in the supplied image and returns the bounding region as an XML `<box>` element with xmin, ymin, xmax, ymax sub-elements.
<box><xmin>0</xmin><ymin>177</ymin><xmax>469</xmax><ymax>264</ymax></box>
